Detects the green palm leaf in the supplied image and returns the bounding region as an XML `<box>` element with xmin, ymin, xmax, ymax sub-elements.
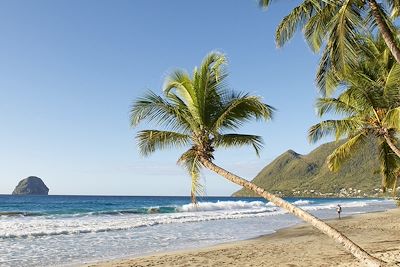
<box><xmin>327</xmin><ymin>133</ymin><xmax>367</xmax><ymax>172</ymax></box>
<box><xmin>379</xmin><ymin>139</ymin><xmax>400</xmax><ymax>192</ymax></box>
<box><xmin>276</xmin><ymin>0</ymin><xmax>323</xmax><ymax>48</ymax></box>
<box><xmin>136</xmin><ymin>130</ymin><xmax>191</xmax><ymax>157</ymax></box>
<box><xmin>130</xmin><ymin>91</ymin><xmax>191</xmax><ymax>132</ymax></box>
<box><xmin>163</xmin><ymin>70</ymin><xmax>200</xmax><ymax>124</ymax></box>
<box><xmin>177</xmin><ymin>149</ymin><xmax>204</xmax><ymax>204</ymax></box>
<box><xmin>315</xmin><ymin>98</ymin><xmax>357</xmax><ymax>117</ymax></box>
<box><xmin>214</xmin><ymin>134</ymin><xmax>264</xmax><ymax>156</ymax></box>
<box><xmin>212</xmin><ymin>92</ymin><xmax>274</xmax><ymax>132</ymax></box>
<box><xmin>383</xmin><ymin>107</ymin><xmax>400</xmax><ymax>130</ymax></box>
<box><xmin>308</xmin><ymin>119</ymin><xmax>363</xmax><ymax>143</ymax></box>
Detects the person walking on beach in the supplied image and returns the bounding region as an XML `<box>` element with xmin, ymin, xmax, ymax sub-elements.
<box><xmin>337</xmin><ymin>204</ymin><xmax>342</xmax><ymax>219</ymax></box>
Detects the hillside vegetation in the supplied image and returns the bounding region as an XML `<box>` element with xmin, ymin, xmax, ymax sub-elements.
<box><xmin>233</xmin><ymin>139</ymin><xmax>396</xmax><ymax>197</ymax></box>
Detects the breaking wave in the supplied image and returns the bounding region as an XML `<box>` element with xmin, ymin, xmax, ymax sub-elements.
<box><xmin>0</xmin><ymin>198</ymin><xmax>393</xmax><ymax>239</ymax></box>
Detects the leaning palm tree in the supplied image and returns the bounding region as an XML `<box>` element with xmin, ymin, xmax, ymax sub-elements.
<box><xmin>259</xmin><ymin>0</ymin><xmax>400</xmax><ymax>96</ymax></box>
<box><xmin>131</xmin><ymin>51</ymin><xmax>386</xmax><ymax>266</ymax></box>
<box><xmin>309</xmin><ymin>89</ymin><xmax>400</xmax><ymax>192</ymax></box>
<box><xmin>309</xmin><ymin>35</ymin><xmax>400</xmax><ymax>193</ymax></box>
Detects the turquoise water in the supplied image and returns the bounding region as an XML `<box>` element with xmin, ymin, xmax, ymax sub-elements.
<box><xmin>0</xmin><ymin>195</ymin><xmax>396</xmax><ymax>266</ymax></box>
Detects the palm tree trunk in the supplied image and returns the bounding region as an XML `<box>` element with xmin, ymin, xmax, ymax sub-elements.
<box><xmin>384</xmin><ymin>135</ymin><xmax>400</xmax><ymax>158</ymax></box>
<box><xmin>368</xmin><ymin>0</ymin><xmax>400</xmax><ymax>64</ymax></box>
<box><xmin>191</xmin><ymin>191</ymin><xmax>198</xmax><ymax>204</ymax></box>
<box><xmin>199</xmin><ymin>157</ymin><xmax>385</xmax><ymax>267</ymax></box>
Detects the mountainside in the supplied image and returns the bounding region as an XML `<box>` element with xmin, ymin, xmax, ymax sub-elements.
<box><xmin>233</xmin><ymin>139</ymin><xmax>393</xmax><ymax>197</ymax></box>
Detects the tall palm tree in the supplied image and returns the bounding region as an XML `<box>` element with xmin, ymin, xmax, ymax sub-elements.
<box><xmin>309</xmin><ymin>35</ymin><xmax>400</xmax><ymax>193</ymax></box>
<box><xmin>130</xmin><ymin>51</ymin><xmax>386</xmax><ymax>266</ymax></box>
<box><xmin>259</xmin><ymin>0</ymin><xmax>400</xmax><ymax>96</ymax></box>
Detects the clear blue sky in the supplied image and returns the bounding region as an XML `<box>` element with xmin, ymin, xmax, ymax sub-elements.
<box><xmin>0</xmin><ymin>0</ymin><xmax>327</xmax><ymax>196</ymax></box>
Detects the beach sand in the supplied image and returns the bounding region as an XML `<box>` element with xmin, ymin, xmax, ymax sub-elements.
<box><xmin>87</xmin><ymin>208</ymin><xmax>400</xmax><ymax>267</ymax></box>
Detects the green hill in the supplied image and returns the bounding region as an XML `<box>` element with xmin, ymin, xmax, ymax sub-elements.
<box><xmin>233</xmin><ymin>139</ymin><xmax>394</xmax><ymax>197</ymax></box>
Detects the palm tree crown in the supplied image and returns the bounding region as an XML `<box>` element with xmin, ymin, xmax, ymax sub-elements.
<box><xmin>260</xmin><ymin>0</ymin><xmax>400</xmax><ymax>96</ymax></box>
<box><xmin>130</xmin><ymin>52</ymin><xmax>274</xmax><ymax>202</ymax></box>
<box><xmin>308</xmin><ymin>35</ymin><xmax>400</xmax><ymax>192</ymax></box>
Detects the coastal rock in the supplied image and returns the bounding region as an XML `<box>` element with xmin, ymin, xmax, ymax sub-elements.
<box><xmin>12</xmin><ymin>176</ymin><xmax>49</xmax><ymax>195</ymax></box>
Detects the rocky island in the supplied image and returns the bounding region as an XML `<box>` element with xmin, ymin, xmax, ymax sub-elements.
<box><xmin>12</xmin><ymin>176</ymin><xmax>49</xmax><ymax>195</ymax></box>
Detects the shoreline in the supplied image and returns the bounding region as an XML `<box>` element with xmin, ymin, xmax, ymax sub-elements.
<box><xmin>85</xmin><ymin>208</ymin><xmax>400</xmax><ymax>267</ymax></box>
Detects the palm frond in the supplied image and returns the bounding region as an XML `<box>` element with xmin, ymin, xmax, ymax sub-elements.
<box><xmin>386</xmin><ymin>0</ymin><xmax>400</xmax><ymax>17</ymax></box>
<box><xmin>378</xmin><ymin>137</ymin><xmax>400</xmax><ymax>192</ymax></box>
<box><xmin>211</xmin><ymin>92</ymin><xmax>274</xmax><ymax>132</ymax></box>
<box><xmin>275</xmin><ymin>0</ymin><xmax>323</xmax><ymax>48</ymax></box>
<box><xmin>163</xmin><ymin>70</ymin><xmax>202</xmax><ymax>125</ymax></box>
<box><xmin>258</xmin><ymin>0</ymin><xmax>272</xmax><ymax>9</ymax></box>
<box><xmin>163</xmin><ymin>70</ymin><xmax>196</xmax><ymax>105</ymax></box>
<box><xmin>327</xmin><ymin>133</ymin><xmax>367</xmax><ymax>172</ymax></box>
<box><xmin>308</xmin><ymin>119</ymin><xmax>363</xmax><ymax>143</ymax></box>
<box><xmin>136</xmin><ymin>130</ymin><xmax>190</xmax><ymax>157</ymax></box>
<box><xmin>177</xmin><ymin>149</ymin><xmax>204</xmax><ymax>204</ymax></box>
<box><xmin>316</xmin><ymin>43</ymin><xmax>341</xmax><ymax>96</ymax></box>
<box><xmin>384</xmin><ymin>63</ymin><xmax>400</xmax><ymax>89</ymax></box>
<box><xmin>326</xmin><ymin>1</ymin><xmax>362</xmax><ymax>74</ymax></box>
<box><xmin>194</xmin><ymin>52</ymin><xmax>228</xmax><ymax>128</ymax></box>
<box><xmin>214</xmin><ymin>134</ymin><xmax>264</xmax><ymax>156</ymax></box>
<box><xmin>383</xmin><ymin>107</ymin><xmax>400</xmax><ymax>130</ymax></box>
<box><xmin>391</xmin><ymin>5</ymin><xmax>400</xmax><ymax>18</ymax></box>
<box><xmin>304</xmin><ymin>2</ymin><xmax>335</xmax><ymax>52</ymax></box>
<box><xmin>383</xmin><ymin>63</ymin><xmax>400</xmax><ymax>105</ymax></box>
<box><xmin>316</xmin><ymin>98</ymin><xmax>357</xmax><ymax>117</ymax></box>
<box><xmin>339</xmin><ymin>84</ymin><xmax>383</xmax><ymax>113</ymax></box>
<box><xmin>130</xmin><ymin>91</ymin><xmax>191</xmax><ymax>132</ymax></box>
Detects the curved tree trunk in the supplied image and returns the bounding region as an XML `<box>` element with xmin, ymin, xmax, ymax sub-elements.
<box><xmin>384</xmin><ymin>135</ymin><xmax>400</xmax><ymax>158</ymax></box>
<box><xmin>368</xmin><ymin>0</ymin><xmax>400</xmax><ymax>64</ymax></box>
<box><xmin>199</xmin><ymin>157</ymin><xmax>385</xmax><ymax>267</ymax></box>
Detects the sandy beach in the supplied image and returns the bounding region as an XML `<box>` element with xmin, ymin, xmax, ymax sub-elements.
<box><xmin>87</xmin><ymin>208</ymin><xmax>400</xmax><ymax>267</ymax></box>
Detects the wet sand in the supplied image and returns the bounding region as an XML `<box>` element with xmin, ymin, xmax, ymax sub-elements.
<box><xmin>86</xmin><ymin>208</ymin><xmax>400</xmax><ymax>267</ymax></box>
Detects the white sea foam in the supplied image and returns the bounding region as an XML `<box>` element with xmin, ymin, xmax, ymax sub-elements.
<box><xmin>178</xmin><ymin>200</ymin><xmax>267</xmax><ymax>212</ymax></box>
<box><xmin>300</xmin><ymin>200</ymin><xmax>380</xmax><ymax>211</ymax></box>
<box><xmin>0</xmin><ymin>199</ymin><xmax>393</xmax><ymax>239</ymax></box>
<box><xmin>292</xmin><ymin>199</ymin><xmax>314</xmax><ymax>205</ymax></box>
<box><xmin>0</xmin><ymin>209</ymin><xmax>281</xmax><ymax>239</ymax></box>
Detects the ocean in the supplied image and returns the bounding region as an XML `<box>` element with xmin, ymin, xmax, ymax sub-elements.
<box><xmin>0</xmin><ymin>195</ymin><xmax>396</xmax><ymax>266</ymax></box>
